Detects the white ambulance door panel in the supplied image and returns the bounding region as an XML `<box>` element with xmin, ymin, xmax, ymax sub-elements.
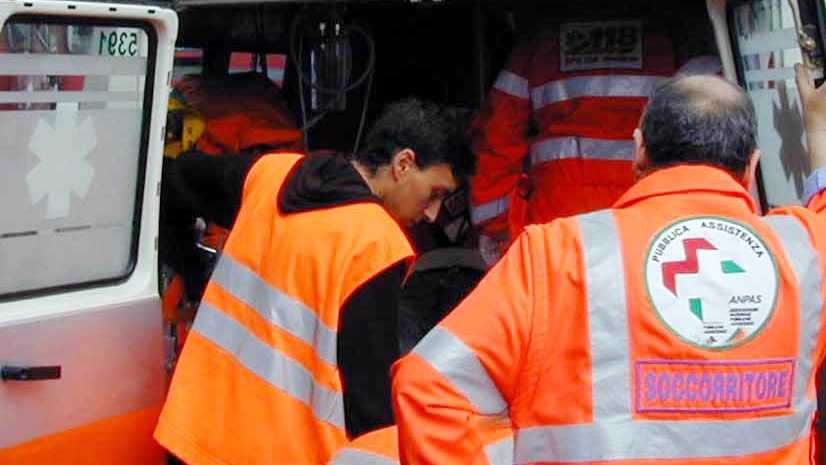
<box><xmin>717</xmin><ymin>0</ymin><xmax>825</xmax><ymax>208</ymax></box>
<box><xmin>0</xmin><ymin>1</ymin><xmax>177</xmax><ymax>463</ymax></box>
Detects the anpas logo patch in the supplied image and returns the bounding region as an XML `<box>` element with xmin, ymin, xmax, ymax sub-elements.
<box><xmin>644</xmin><ymin>217</ymin><xmax>778</xmax><ymax>349</ymax></box>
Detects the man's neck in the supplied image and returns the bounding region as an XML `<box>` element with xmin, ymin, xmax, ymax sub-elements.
<box><xmin>351</xmin><ymin>160</ymin><xmax>383</xmax><ymax>198</ymax></box>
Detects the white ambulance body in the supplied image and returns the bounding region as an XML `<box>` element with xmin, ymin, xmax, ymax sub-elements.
<box><xmin>0</xmin><ymin>2</ymin><xmax>175</xmax><ymax>462</ymax></box>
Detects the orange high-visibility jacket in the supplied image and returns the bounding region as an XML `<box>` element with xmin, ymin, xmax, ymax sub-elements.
<box><xmin>155</xmin><ymin>153</ymin><xmax>415</xmax><ymax>465</ymax></box>
<box><xmin>469</xmin><ymin>20</ymin><xmax>675</xmax><ymax>240</ymax></box>
<box><xmin>168</xmin><ymin>72</ymin><xmax>304</xmax><ymax>157</ymax></box>
<box><xmin>394</xmin><ymin>165</ymin><xmax>826</xmax><ymax>465</ymax></box>
<box><xmin>329</xmin><ymin>423</ymin><xmax>513</xmax><ymax>465</ymax></box>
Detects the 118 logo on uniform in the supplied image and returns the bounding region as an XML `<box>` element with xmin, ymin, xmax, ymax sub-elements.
<box><xmin>559</xmin><ymin>20</ymin><xmax>643</xmax><ymax>71</ymax></box>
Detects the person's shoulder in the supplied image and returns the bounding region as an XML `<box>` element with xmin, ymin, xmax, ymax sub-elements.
<box><xmin>767</xmin><ymin>203</ymin><xmax>823</xmax><ymax>224</ymax></box>
<box><xmin>764</xmin><ymin>205</ymin><xmax>826</xmax><ymax>254</ymax></box>
<box><xmin>525</xmin><ymin>213</ymin><xmax>589</xmax><ymax>236</ymax></box>
<box><xmin>344</xmin><ymin>203</ymin><xmax>414</xmax><ymax>254</ymax></box>
<box><xmin>339</xmin><ymin>206</ymin><xmax>414</xmax><ymax>281</ymax></box>
<box><xmin>247</xmin><ymin>151</ymin><xmax>304</xmax><ymax>181</ymax></box>
<box><xmin>518</xmin><ymin>215</ymin><xmax>584</xmax><ymax>250</ymax></box>
<box><xmin>256</xmin><ymin>151</ymin><xmax>304</xmax><ymax>168</ymax></box>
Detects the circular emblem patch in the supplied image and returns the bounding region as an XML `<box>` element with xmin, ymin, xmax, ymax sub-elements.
<box><xmin>644</xmin><ymin>217</ymin><xmax>778</xmax><ymax>349</ymax></box>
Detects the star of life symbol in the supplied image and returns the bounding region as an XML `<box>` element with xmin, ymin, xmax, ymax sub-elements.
<box><xmin>25</xmin><ymin>104</ymin><xmax>97</xmax><ymax>218</ymax></box>
<box><xmin>644</xmin><ymin>217</ymin><xmax>778</xmax><ymax>349</ymax></box>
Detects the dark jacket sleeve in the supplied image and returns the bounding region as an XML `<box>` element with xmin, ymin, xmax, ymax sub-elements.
<box><xmin>337</xmin><ymin>260</ymin><xmax>406</xmax><ymax>438</ymax></box>
<box><xmin>161</xmin><ymin>150</ymin><xmax>261</xmax><ymax>230</ymax></box>
<box><xmin>159</xmin><ymin>152</ymin><xmax>262</xmax><ymax>302</ymax></box>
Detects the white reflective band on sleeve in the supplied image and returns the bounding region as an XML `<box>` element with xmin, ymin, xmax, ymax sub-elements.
<box><xmin>211</xmin><ymin>254</ymin><xmax>338</xmax><ymax>365</ymax></box>
<box><xmin>494</xmin><ymin>70</ymin><xmax>530</xmax><ymax>99</ymax></box>
<box><xmin>762</xmin><ymin>215</ymin><xmax>823</xmax><ymax>404</ymax></box>
<box><xmin>531</xmin><ymin>75</ymin><xmax>664</xmax><ymax>109</ymax></box>
<box><xmin>530</xmin><ymin>137</ymin><xmax>633</xmax><ymax>165</ymax></box>
<box><xmin>329</xmin><ymin>448</ymin><xmax>399</xmax><ymax>465</ymax></box>
<box><xmin>512</xmin><ymin>213</ymin><xmax>822</xmax><ymax>463</ymax></box>
<box><xmin>192</xmin><ymin>302</ymin><xmax>345</xmax><ymax>429</ymax></box>
<box><xmin>484</xmin><ymin>436</ymin><xmax>515</xmax><ymax>465</ymax></box>
<box><xmin>471</xmin><ymin>195</ymin><xmax>510</xmax><ymax>225</ymax></box>
<box><xmin>413</xmin><ymin>326</ymin><xmax>507</xmax><ymax>415</ymax></box>
<box><xmin>578</xmin><ymin>210</ymin><xmax>631</xmax><ymax>420</ymax></box>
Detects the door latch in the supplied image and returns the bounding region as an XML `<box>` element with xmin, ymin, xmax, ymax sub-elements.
<box><xmin>1</xmin><ymin>365</ymin><xmax>61</xmax><ymax>381</ymax></box>
<box><xmin>787</xmin><ymin>0</ymin><xmax>821</xmax><ymax>70</ymax></box>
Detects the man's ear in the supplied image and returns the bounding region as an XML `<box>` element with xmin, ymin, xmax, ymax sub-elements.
<box><xmin>392</xmin><ymin>148</ymin><xmax>417</xmax><ymax>180</ymax></box>
<box><xmin>631</xmin><ymin>128</ymin><xmax>649</xmax><ymax>179</ymax></box>
<box><xmin>742</xmin><ymin>149</ymin><xmax>761</xmax><ymax>191</ymax></box>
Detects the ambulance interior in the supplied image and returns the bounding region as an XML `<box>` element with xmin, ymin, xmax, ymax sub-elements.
<box><xmin>157</xmin><ymin>0</ymin><xmax>825</xmax><ymax>336</ymax></box>
<box><xmin>161</xmin><ymin>0</ymin><xmax>731</xmax><ymax>354</ymax></box>
<box><xmin>1</xmin><ymin>0</ymin><xmax>823</xmax><ymax>371</ymax></box>
<box><xmin>161</xmin><ymin>0</ymin><xmax>824</xmax><ymax>221</ymax></box>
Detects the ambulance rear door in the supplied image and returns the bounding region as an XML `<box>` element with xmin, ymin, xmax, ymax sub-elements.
<box><xmin>709</xmin><ymin>0</ymin><xmax>826</xmax><ymax>209</ymax></box>
<box><xmin>0</xmin><ymin>1</ymin><xmax>176</xmax><ymax>463</ymax></box>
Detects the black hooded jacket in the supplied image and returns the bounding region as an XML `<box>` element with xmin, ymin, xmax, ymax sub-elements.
<box><xmin>161</xmin><ymin>151</ymin><xmax>407</xmax><ymax>438</ymax></box>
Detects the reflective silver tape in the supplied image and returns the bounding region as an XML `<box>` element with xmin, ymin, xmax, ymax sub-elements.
<box><xmin>762</xmin><ymin>215</ymin><xmax>823</xmax><ymax>405</ymax></box>
<box><xmin>329</xmin><ymin>448</ymin><xmax>399</xmax><ymax>465</ymax></box>
<box><xmin>210</xmin><ymin>253</ymin><xmax>338</xmax><ymax>365</ymax></box>
<box><xmin>494</xmin><ymin>70</ymin><xmax>530</xmax><ymax>99</ymax></box>
<box><xmin>329</xmin><ymin>436</ymin><xmax>514</xmax><ymax>465</ymax></box>
<box><xmin>193</xmin><ymin>302</ymin><xmax>345</xmax><ymax>429</ymax></box>
<box><xmin>531</xmin><ymin>74</ymin><xmax>664</xmax><ymax>109</ymax></box>
<box><xmin>413</xmin><ymin>326</ymin><xmax>507</xmax><ymax>415</ymax></box>
<box><xmin>484</xmin><ymin>435</ymin><xmax>515</xmax><ymax>465</ymax></box>
<box><xmin>513</xmin><ymin>408</ymin><xmax>816</xmax><ymax>463</ymax></box>
<box><xmin>471</xmin><ymin>195</ymin><xmax>509</xmax><ymax>225</ymax></box>
<box><xmin>530</xmin><ymin>137</ymin><xmax>634</xmax><ymax>165</ymax></box>
<box><xmin>578</xmin><ymin>210</ymin><xmax>631</xmax><ymax>421</ymax></box>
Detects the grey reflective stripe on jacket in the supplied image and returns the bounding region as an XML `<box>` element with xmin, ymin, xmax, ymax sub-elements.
<box><xmin>529</xmin><ymin>137</ymin><xmax>634</xmax><ymax>165</ymax></box>
<box><xmin>485</xmin><ymin>435</ymin><xmax>515</xmax><ymax>465</ymax></box>
<box><xmin>210</xmin><ymin>253</ymin><xmax>338</xmax><ymax>365</ymax></box>
<box><xmin>328</xmin><ymin>436</ymin><xmax>515</xmax><ymax>465</ymax></box>
<box><xmin>513</xmin><ymin>211</ymin><xmax>822</xmax><ymax>463</ymax></box>
<box><xmin>494</xmin><ymin>70</ymin><xmax>530</xmax><ymax>99</ymax></box>
<box><xmin>191</xmin><ymin>253</ymin><xmax>345</xmax><ymax>429</ymax></box>
<box><xmin>472</xmin><ymin>195</ymin><xmax>510</xmax><ymax>225</ymax></box>
<box><xmin>329</xmin><ymin>449</ymin><xmax>398</xmax><ymax>465</ymax></box>
<box><xmin>530</xmin><ymin>74</ymin><xmax>664</xmax><ymax>110</ymax></box>
<box><xmin>472</xmin><ymin>136</ymin><xmax>632</xmax><ymax>226</ymax></box>
<box><xmin>412</xmin><ymin>325</ymin><xmax>507</xmax><ymax>415</ymax></box>
<box><xmin>762</xmin><ymin>215</ymin><xmax>823</xmax><ymax>405</ymax></box>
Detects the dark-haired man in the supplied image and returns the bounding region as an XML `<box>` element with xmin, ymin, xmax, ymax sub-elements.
<box><xmin>155</xmin><ymin>98</ymin><xmax>475</xmax><ymax>465</ymax></box>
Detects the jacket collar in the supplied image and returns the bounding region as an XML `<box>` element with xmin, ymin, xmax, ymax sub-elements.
<box><xmin>278</xmin><ymin>154</ymin><xmax>380</xmax><ymax>214</ymax></box>
<box><xmin>613</xmin><ymin>164</ymin><xmax>758</xmax><ymax>213</ymax></box>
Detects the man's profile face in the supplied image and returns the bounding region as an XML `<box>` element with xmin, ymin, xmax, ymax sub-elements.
<box><xmin>382</xmin><ymin>155</ymin><xmax>459</xmax><ymax>228</ymax></box>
